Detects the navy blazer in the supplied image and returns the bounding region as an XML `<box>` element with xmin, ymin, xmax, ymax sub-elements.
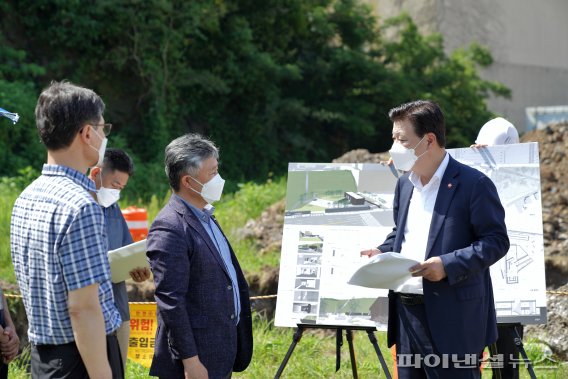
<box><xmin>379</xmin><ymin>155</ymin><xmax>509</xmax><ymax>355</ymax></box>
<box><xmin>147</xmin><ymin>195</ymin><xmax>253</xmax><ymax>378</ymax></box>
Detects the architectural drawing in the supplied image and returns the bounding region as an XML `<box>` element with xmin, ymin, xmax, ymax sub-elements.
<box><xmin>275</xmin><ymin>143</ymin><xmax>547</xmax><ymax>328</ymax></box>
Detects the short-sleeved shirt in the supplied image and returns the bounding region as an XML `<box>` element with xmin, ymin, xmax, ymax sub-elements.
<box><xmin>10</xmin><ymin>164</ymin><xmax>121</xmax><ymax>345</ymax></box>
<box><xmin>104</xmin><ymin>202</ymin><xmax>134</xmax><ymax>322</ymax></box>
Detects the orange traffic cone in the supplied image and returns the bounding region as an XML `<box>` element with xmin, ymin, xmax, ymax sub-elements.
<box><xmin>121</xmin><ymin>206</ymin><xmax>148</xmax><ymax>242</ymax></box>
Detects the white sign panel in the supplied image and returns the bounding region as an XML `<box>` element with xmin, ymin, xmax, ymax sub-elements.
<box><xmin>275</xmin><ymin>163</ymin><xmax>396</xmax><ymax>329</ymax></box>
<box><xmin>449</xmin><ymin>142</ymin><xmax>547</xmax><ymax>324</ymax></box>
<box><xmin>275</xmin><ymin>143</ymin><xmax>547</xmax><ymax>328</ymax></box>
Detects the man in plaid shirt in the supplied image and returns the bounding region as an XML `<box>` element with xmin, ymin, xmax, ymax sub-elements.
<box><xmin>10</xmin><ymin>81</ymin><xmax>123</xmax><ymax>378</ymax></box>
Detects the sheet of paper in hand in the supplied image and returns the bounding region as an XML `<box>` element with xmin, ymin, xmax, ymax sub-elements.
<box><xmin>348</xmin><ymin>252</ymin><xmax>420</xmax><ymax>290</ymax></box>
<box><xmin>108</xmin><ymin>239</ymin><xmax>148</xmax><ymax>283</ymax></box>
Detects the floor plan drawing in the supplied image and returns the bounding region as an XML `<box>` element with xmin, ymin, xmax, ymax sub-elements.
<box><xmin>450</xmin><ymin>143</ymin><xmax>546</xmax><ymax>324</ymax></box>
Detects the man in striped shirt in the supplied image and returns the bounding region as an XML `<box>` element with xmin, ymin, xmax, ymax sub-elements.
<box><xmin>10</xmin><ymin>81</ymin><xmax>123</xmax><ymax>378</ymax></box>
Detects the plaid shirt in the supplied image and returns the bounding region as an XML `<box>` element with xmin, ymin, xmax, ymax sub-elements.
<box><xmin>10</xmin><ymin>164</ymin><xmax>121</xmax><ymax>345</ymax></box>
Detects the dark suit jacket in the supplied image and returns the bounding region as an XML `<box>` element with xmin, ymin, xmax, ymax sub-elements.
<box><xmin>147</xmin><ymin>195</ymin><xmax>253</xmax><ymax>378</ymax></box>
<box><xmin>379</xmin><ymin>155</ymin><xmax>509</xmax><ymax>355</ymax></box>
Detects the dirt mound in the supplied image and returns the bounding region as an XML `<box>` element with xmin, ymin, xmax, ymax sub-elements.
<box><xmin>246</xmin><ymin>267</ymin><xmax>280</xmax><ymax>319</ymax></box>
<box><xmin>126</xmin><ymin>279</ymin><xmax>156</xmax><ymax>302</ymax></box>
<box><xmin>521</xmin><ymin>123</ymin><xmax>568</xmax><ymax>289</ymax></box>
<box><xmin>525</xmin><ymin>283</ymin><xmax>568</xmax><ymax>360</ymax></box>
<box><xmin>332</xmin><ymin>148</ymin><xmax>390</xmax><ymax>163</ymax></box>
<box><xmin>240</xmin><ymin>199</ymin><xmax>286</xmax><ymax>255</ymax></box>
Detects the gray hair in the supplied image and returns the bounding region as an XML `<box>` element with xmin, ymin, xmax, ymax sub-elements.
<box><xmin>165</xmin><ymin>133</ymin><xmax>219</xmax><ymax>192</ymax></box>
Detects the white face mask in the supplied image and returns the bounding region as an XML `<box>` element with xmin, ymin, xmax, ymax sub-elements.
<box><xmin>389</xmin><ymin>135</ymin><xmax>428</xmax><ymax>172</ymax></box>
<box><xmin>190</xmin><ymin>173</ymin><xmax>225</xmax><ymax>204</ymax></box>
<box><xmin>95</xmin><ymin>170</ymin><xmax>121</xmax><ymax>208</ymax></box>
<box><xmin>97</xmin><ymin>187</ymin><xmax>121</xmax><ymax>208</ymax></box>
<box><xmin>88</xmin><ymin>127</ymin><xmax>108</xmax><ymax>167</ymax></box>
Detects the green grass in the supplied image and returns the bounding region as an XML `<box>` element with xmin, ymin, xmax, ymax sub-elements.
<box><xmin>0</xmin><ymin>191</ymin><xmax>18</xmax><ymax>282</ymax></box>
<box><xmin>8</xmin><ymin>319</ymin><xmax>568</xmax><ymax>378</ymax></box>
<box><xmin>232</xmin><ymin>316</ymin><xmax>394</xmax><ymax>378</ymax></box>
<box><xmin>213</xmin><ymin>177</ymin><xmax>287</xmax><ymax>273</ymax></box>
<box><xmin>9</xmin><ymin>316</ymin><xmax>396</xmax><ymax>379</ymax></box>
<box><xmin>215</xmin><ymin>177</ymin><xmax>287</xmax><ymax>231</ymax></box>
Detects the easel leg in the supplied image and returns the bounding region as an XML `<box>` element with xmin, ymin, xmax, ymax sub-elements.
<box><xmin>336</xmin><ymin>328</ymin><xmax>343</xmax><ymax>372</ymax></box>
<box><xmin>366</xmin><ymin>330</ymin><xmax>392</xmax><ymax>379</ymax></box>
<box><xmin>346</xmin><ymin>329</ymin><xmax>358</xmax><ymax>379</ymax></box>
<box><xmin>274</xmin><ymin>326</ymin><xmax>304</xmax><ymax>379</ymax></box>
<box><xmin>513</xmin><ymin>327</ymin><xmax>537</xmax><ymax>379</ymax></box>
<box><xmin>488</xmin><ymin>342</ymin><xmax>502</xmax><ymax>379</ymax></box>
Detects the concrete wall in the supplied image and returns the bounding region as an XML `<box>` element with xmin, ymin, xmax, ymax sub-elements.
<box><xmin>370</xmin><ymin>0</ymin><xmax>568</xmax><ymax>132</ymax></box>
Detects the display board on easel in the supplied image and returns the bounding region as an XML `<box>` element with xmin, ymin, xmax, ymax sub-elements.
<box><xmin>274</xmin><ymin>143</ymin><xmax>547</xmax><ymax>328</ymax></box>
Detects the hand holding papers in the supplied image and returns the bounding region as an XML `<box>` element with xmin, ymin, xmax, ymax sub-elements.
<box><xmin>348</xmin><ymin>252</ymin><xmax>420</xmax><ymax>290</ymax></box>
<box><xmin>108</xmin><ymin>239</ymin><xmax>149</xmax><ymax>283</ymax></box>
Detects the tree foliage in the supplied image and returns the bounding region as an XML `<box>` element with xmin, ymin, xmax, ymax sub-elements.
<box><xmin>0</xmin><ymin>1</ymin><xmax>509</xmax><ymax>200</ymax></box>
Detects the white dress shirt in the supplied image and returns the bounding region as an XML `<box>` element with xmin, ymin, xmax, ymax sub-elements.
<box><xmin>396</xmin><ymin>153</ymin><xmax>450</xmax><ymax>294</ymax></box>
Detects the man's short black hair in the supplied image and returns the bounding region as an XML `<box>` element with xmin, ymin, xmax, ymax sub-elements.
<box><xmin>388</xmin><ymin>100</ymin><xmax>446</xmax><ymax>147</ymax></box>
<box><xmin>103</xmin><ymin>148</ymin><xmax>135</xmax><ymax>176</ymax></box>
<box><xmin>35</xmin><ymin>80</ymin><xmax>105</xmax><ymax>150</ymax></box>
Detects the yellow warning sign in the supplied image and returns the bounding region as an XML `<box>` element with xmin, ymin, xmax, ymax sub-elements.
<box><xmin>127</xmin><ymin>303</ymin><xmax>157</xmax><ymax>368</ymax></box>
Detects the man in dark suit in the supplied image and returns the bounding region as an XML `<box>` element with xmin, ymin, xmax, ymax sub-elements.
<box><xmin>361</xmin><ymin>100</ymin><xmax>510</xmax><ymax>378</ymax></box>
<box><xmin>147</xmin><ymin>133</ymin><xmax>253</xmax><ymax>379</ymax></box>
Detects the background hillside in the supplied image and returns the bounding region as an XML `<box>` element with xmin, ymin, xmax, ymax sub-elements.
<box><xmin>0</xmin><ymin>0</ymin><xmax>508</xmax><ymax>201</ymax></box>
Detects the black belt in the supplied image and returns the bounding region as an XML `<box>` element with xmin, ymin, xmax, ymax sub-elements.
<box><xmin>398</xmin><ymin>293</ymin><xmax>424</xmax><ymax>305</ymax></box>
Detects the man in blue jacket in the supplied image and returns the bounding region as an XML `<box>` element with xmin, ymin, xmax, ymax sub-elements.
<box><xmin>89</xmin><ymin>148</ymin><xmax>151</xmax><ymax>368</ymax></box>
<box><xmin>147</xmin><ymin>133</ymin><xmax>253</xmax><ymax>379</ymax></box>
<box><xmin>362</xmin><ymin>100</ymin><xmax>509</xmax><ymax>378</ymax></box>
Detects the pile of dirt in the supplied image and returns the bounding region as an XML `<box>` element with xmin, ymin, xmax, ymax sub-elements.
<box><xmin>126</xmin><ymin>279</ymin><xmax>156</xmax><ymax>302</ymax></box>
<box><xmin>240</xmin><ymin>199</ymin><xmax>286</xmax><ymax>255</ymax></box>
<box><xmin>525</xmin><ymin>283</ymin><xmax>568</xmax><ymax>361</ymax></box>
<box><xmin>332</xmin><ymin>148</ymin><xmax>391</xmax><ymax>164</ymax></box>
<box><xmin>521</xmin><ymin>123</ymin><xmax>568</xmax><ymax>289</ymax></box>
<box><xmin>246</xmin><ymin>267</ymin><xmax>280</xmax><ymax>319</ymax></box>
